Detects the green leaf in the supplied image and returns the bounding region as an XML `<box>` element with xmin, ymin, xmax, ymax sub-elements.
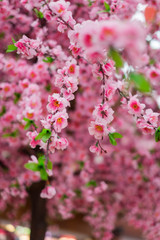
<box><xmin>34</xmin><ymin>8</ymin><xmax>44</xmax><ymax>18</ymax></box>
<box><xmin>43</xmin><ymin>57</ymin><xmax>54</xmax><ymax>63</ymax></box>
<box><xmin>97</xmin><ymin>10</ymin><xmax>107</xmax><ymax>14</ymax></box>
<box><xmin>155</xmin><ymin>127</ymin><xmax>160</xmax><ymax>142</ymax></box>
<box><xmin>10</xmin><ymin>183</ymin><xmax>19</xmax><ymax>188</ymax></box>
<box><xmin>23</xmin><ymin>118</ymin><xmax>37</xmax><ymax>130</ymax></box>
<box><xmin>14</xmin><ymin>92</ymin><xmax>21</xmax><ymax>104</ymax></box>
<box><xmin>38</xmin><ymin>155</ymin><xmax>45</xmax><ymax>166</ymax></box>
<box><xmin>138</xmin><ymin>162</ymin><xmax>143</xmax><ymax>170</ymax></box>
<box><xmin>40</xmin><ymin>168</ymin><xmax>48</xmax><ymax>180</ymax></box>
<box><xmin>112</xmin><ymin>132</ymin><xmax>123</xmax><ymax>139</ymax></box>
<box><xmin>24</xmin><ymin>121</ymin><xmax>32</xmax><ymax>130</ymax></box>
<box><xmin>129</xmin><ymin>72</ymin><xmax>151</xmax><ymax>93</ymax></box>
<box><xmin>142</xmin><ymin>176</ymin><xmax>149</xmax><ymax>182</ymax></box>
<box><xmin>41</xmin><ymin>134</ymin><xmax>51</xmax><ymax>143</ymax></box>
<box><xmin>133</xmin><ymin>154</ymin><xmax>140</xmax><ymax>160</ymax></box>
<box><xmin>0</xmin><ymin>32</ymin><xmax>5</xmax><ymax>39</ymax></box>
<box><xmin>108</xmin><ymin>133</ymin><xmax>117</xmax><ymax>146</ymax></box>
<box><xmin>61</xmin><ymin>194</ymin><xmax>68</xmax><ymax>200</ymax></box>
<box><xmin>85</xmin><ymin>180</ymin><xmax>97</xmax><ymax>187</ymax></box>
<box><xmin>35</xmin><ymin>129</ymin><xmax>51</xmax><ymax>143</ymax></box>
<box><xmin>7</xmin><ymin>15</ymin><xmax>14</xmax><ymax>19</ymax></box>
<box><xmin>23</xmin><ymin>118</ymin><xmax>30</xmax><ymax>122</ymax></box>
<box><xmin>149</xmin><ymin>59</ymin><xmax>155</xmax><ymax>65</ymax></box>
<box><xmin>12</xmin><ymin>38</ymin><xmax>16</xmax><ymax>43</ymax></box>
<box><xmin>47</xmin><ymin>160</ymin><xmax>53</xmax><ymax>170</ymax></box>
<box><xmin>24</xmin><ymin>162</ymin><xmax>39</xmax><ymax>172</ymax></box>
<box><xmin>104</xmin><ymin>2</ymin><xmax>110</xmax><ymax>12</ymax></box>
<box><xmin>3</xmin><ymin>130</ymin><xmax>18</xmax><ymax>138</ymax></box>
<box><xmin>108</xmin><ymin>48</ymin><xmax>123</xmax><ymax>69</ymax></box>
<box><xmin>45</xmin><ymin>84</ymin><xmax>51</xmax><ymax>92</ymax></box>
<box><xmin>0</xmin><ymin>106</ymin><xmax>6</xmax><ymax>117</ymax></box>
<box><xmin>6</xmin><ymin>44</ymin><xmax>17</xmax><ymax>53</ymax></box>
<box><xmin>77</xmin><ymin>161</ymin><xmax>84</xmax><ymax>170</ymax></box>
<box><xmin>88</xmin><ymin>0</ymin><xmax>93</xmax><ymax>6</ymax></box>
<box><xmin>74</xmin><ymin>189</ymin><xmax>82</xmax><ymax>197</ymax></box>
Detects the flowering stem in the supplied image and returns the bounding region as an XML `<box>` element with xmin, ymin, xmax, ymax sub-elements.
<box><xmin>99</xmin><ymin>64</ymin><xmax>106</xmax><ymax>104</ymax></box>
<box><xmin>118</xmin><ymin>89</ymin><xmax>157</xmax><ymax>130</ymax></box>
<box><xmin>43</xmin><ymin>0</ymin><xmax>73</xmax><ymax>30</ymax></box>
<box><xmin>45</xmin><ymin>124</ymin><xmax>53</xmax><ymax>169</ymax></box>
<box><xmin>117</xmin><ymin>88</ymin><xmax>129</xmax><ymax>101</ymax></box>
<box><xmin>97</xmin><ymin>140</ymin><xmax>107</xmax><ymax>153</ymax></box>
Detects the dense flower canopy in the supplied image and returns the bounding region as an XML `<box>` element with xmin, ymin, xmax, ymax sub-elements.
<box><xmin>1</xmin><ymin>0</ymin><xmax>160</xmax><ymax>239</ymax></box>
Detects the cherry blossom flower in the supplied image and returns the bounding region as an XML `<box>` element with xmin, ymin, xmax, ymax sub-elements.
<box><xmin>136</xmin><ymin>119</ymin><xmax>155</xmax><ymax>135</ymax></box>
<box><xmin>40</xmin><ymin>186</ymin><xmax>56</xmax><ymax>199</ymax></box>
<box><xmin>88</xmin><ymin>120</ymin><xmax>108</xmax><ymax>140</ymax></box>
<box><xmin>52</xmin><ymin>110</ymin><xmax>68</xmax><ymax>133</ymax></box>
<box><xmin>92</xmin><ymin>103</ymin><xmax>114</xmax><ymax>124</ymax></box>
<box><xmin>89</xmin><ymin>145</ymin><xmax>101</xmax><ymax>155</ymax></box>
<box><xmin>144</xmin><ymin>109</ymin><xmax>159</xmax><ymax>127</ymax></box>
<box><xmin>47</xmin><ymin>93</ymin><xmax>70</xmax><ymax>114</ymax></box>
<box><xmin>128</xmin><ymin>95</ymin><xmax>145</xmax><ymax>116</ymax></box>
<box><xmin>15</xmin><ymin>35</ymin><xmax>42</xmax><ymax>59</ymax></box>
<box><xmin>26</xmin><ymin>131</ymin><xmax>41</xmax><ymax>148</ymax></box>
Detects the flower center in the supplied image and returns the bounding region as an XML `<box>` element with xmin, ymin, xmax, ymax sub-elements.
<box><xmin>69</xmin><ymin>65</ymin><xmax>75</xmax><ymax>73</ymax></box>
<box><xmin>133</xmin><ymin>104</ymin><xmax>138</xmax><ymax>110</ymax></box>
<box><xmin>53</xmin><ymin>100</ymin><xmax>60</xmax><ymax>107</ymax></box>
<box><xmin>4</xmin><ymin>86</ymin><xmax>10</xmax><ymax>92</ymax></box>
<box><xmin>30</xmin><ymin>72</ymin><xmax>36</xmax><ymax>78</ymax></box>
<box><xmin>151</xmin><ymin>71</ymin><xmax>158</xmax><ymax>78</ymax></box>
<box><xmin>27</xmin><ymin>112</ymin><xmax>34</xmax><ymax>119</ymax></box>
<box><xmin>57</xmin><ymin>117</ymin><xmax>63</xmax><ymax>124</ymax></box>
<box><xmin>95</xmin><ymin>125</ymin><xmax>103</xmax><ymax>132</ymax></box>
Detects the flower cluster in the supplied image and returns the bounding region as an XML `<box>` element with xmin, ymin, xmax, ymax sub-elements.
<box><xmin>89</xmin><ymin>103</ymin><xmax>114</xmax><ymax>140</ymax></box>
<box><xmin>1</xmin><ymin>0</ymin><xmax>160</xmax><ymax>239</ymax></box>
<box><xmin>41</xmin><ymin>0</ymin><xmax>76</xmax><ymax>32</ymax></box>
<box><xmin>68</xmin><ymin>20</ymin><xmax>146</xmax><ymax>66</ymax></box>
<box><xmin>124</xmin><ymin>94</ymin><xmax>159</xmax><ymax>135</ymax></box>
<box><xmin>15</xmin><ymin>35</ymin><xmax>44</xmax><ymax>59</ymax></box>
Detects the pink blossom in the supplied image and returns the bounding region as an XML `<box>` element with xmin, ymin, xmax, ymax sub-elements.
<box><xmin>88</xmin><ymin>120</ymin><xmax>108</xmax><ymax>140</ymax></box>
<box><xmin>61</xmin><ymin>88</ymin><xmax>75</xmax><ymax>101</ymax></box>
<box><xmin>15</xmin><ymin>35</ymin><xmax>41</xmax><ymax>59</ymax></box>
<box><xmin>43</xmin><ymin>9</ymin><xmax>52</xmax><ymax>21</ymax></box>
<box><xmin>40</xmin><ymin>186</ymin><xmax>56</xmax><ymax>199</ymax></box>
<box><xmin>69</xmin><ymin>45</ymin><xmax>81</xmax><ymax>57</ymax></box>
<box><xmin>92</xmin><ymin>103</ymin><xmax>114</xmax><ymax>124</ymax></box>
<box><xmin>136</xmin><ymin>119</ymin><xmax>155</xmax><ymax>135</ymax></box>
<box><xmin>94</xmin><ymin>181</ymin><xmax>108</xmax><ymax>194</ymax></box>
<box><xmin>19</xmin><ymin>79</ymin><xmax>29</xmax><ymax>89</ymax></box>
<box><xmin>105</xmin><ymin>83</ymin><xmax>117</xmax><ymax>101</ymax></box>
<box><xmin>47</xmin><ymin>93</ymin><xmax>70</xmax><ymax>114</ymax></box>
<box><xmin>148</xmin><ymin>67</ymin><xmax>160</xmax><ymax>83</ymax></box>
<box><xmin>0</xmin><ymin>83</ymin><xmax>14</xmax><ymax>97</ymax></box>
<box><xmin>128</xmin><ymin>95</ymin><xmax>145</xmax><ymax>116</ymax></box>
<box><xmin>40</xmin><ymin>119</ymin><xmax>50</xmax><ymax>129</ymax></box>
<box><xmin>52</xmin><ymin>110</ymin><xmax>68</xmax><ymax>132</ymax></box>
<box><xmin>63</xmin><ymin>76</ymin><xmax>78</xmax><ymax>93</ymax></box>
<box><xmin>26</xmin><ymin>131</ymin><xmax>41</xmax><ymax>148</ymax></box>
<box><xmin>49</xmin><ymin>136</ymin><xmax>68</xmax><ymax>152</ymax></box>
<box><xmin>28</xmin><ymin>155</ymin><xmax>38</xmax><ymax>163</ymax></box>
<box><xmin>89</xmin><ymin>145</ymin><xmax>101</xmax><ymax>155</ymax></box>
<box><xmin>49</xmin><ymin>142</ymin><xmax>55</xmax><ymax>154</ymax></box>
<box><xmin>102</xmin><ymin>60</ymin><xmax>115</xmax><ymax>76</ymax></box>
<box><xmin>144</xmin><ymin>109</ymin><xmax>159</xmax><ymax>127</ymax></box>
<box><xmin>54</xmin><ymin>137</ymin><xmax>69</xmax><ymax>150</ymax></box>
<box><xmin>49</xmin><ymin>0</ymin><xmax>70</xmax><ymax>16</ymax></box>
<box><xmin>66</xmin><ymin>60</ymin><xmax>79</xmax><ymax>77</ymax></box>
<box><xmin>24</xmin><ymin>107</ymin><xmax>35</xmax><ymax>120</ymax></box>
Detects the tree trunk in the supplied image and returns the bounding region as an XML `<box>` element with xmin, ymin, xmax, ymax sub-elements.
<box><xmin>29</xmin><ymin>181</ymin><xmax>47</xmax><ymax>240</ymax></box>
